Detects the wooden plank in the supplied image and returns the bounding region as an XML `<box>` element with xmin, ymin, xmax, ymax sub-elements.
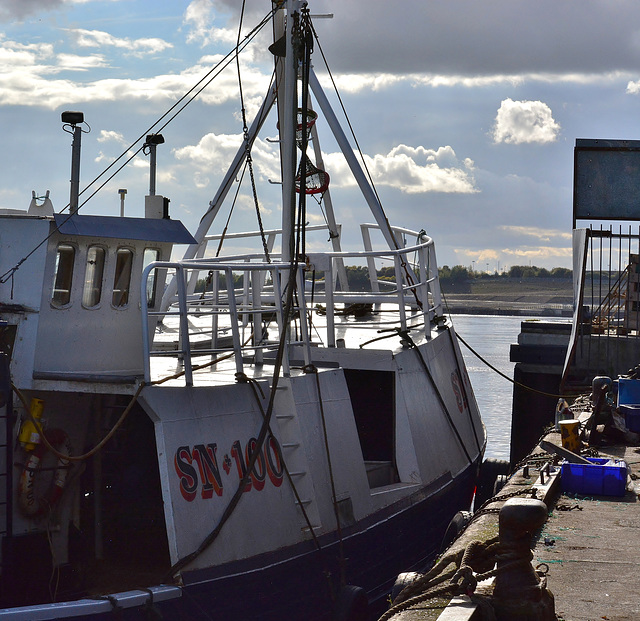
<box><xmin>539</xmin><ymin>440</ymin><xmax>591</xmax><ymax>464</ymax></box>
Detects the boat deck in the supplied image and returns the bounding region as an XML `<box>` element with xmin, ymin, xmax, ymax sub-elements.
<box><xmin>148</xmin><ymin>307</ymin><xmax>436</xmax><ymax>387</ymax></box>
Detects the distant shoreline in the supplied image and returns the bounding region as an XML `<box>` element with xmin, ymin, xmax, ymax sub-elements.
<box><xmin>445</xmin><ymin>304</ymin><xmax>573</xmax><ymax>318</ymax></box>
<box><xmin>441</xmin><ymin>277</ymin><xmax>574</xmax><ymax>317</ymax></box>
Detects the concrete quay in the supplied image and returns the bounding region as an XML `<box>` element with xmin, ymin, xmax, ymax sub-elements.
<box><xmin>382</xmin><ymin>432</ymin><xmax>640</xmax><ymax>621</ymax></box>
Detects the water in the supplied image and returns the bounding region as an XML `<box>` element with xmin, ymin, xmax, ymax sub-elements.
<box><xmin>448</xmin><ymin>314</ymin><xmax>560</xmax><ymax>462</ymax></box>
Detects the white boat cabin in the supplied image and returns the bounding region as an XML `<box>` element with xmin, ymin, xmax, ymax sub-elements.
<box><xmin>0</xmin><ymin>208</ymin><xmax>195</xmax><ymax>389</ymax></box>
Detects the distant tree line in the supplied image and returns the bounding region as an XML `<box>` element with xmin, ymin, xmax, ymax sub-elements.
<box><xmin>439</xmin><ymin>265</ymin><xmax>572</xmax><ymax>283</ymax></box>
<box><xmin>194</xmin><ymin>264</ymin><xmax>572</xmax><ymax>293</ymax></box>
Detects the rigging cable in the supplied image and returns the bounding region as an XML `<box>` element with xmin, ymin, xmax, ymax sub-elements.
<box><xmin>163</xmin><ymin>246</ymin><xmax>303</xmax><ymax>580</ymax></box>
<box><xmin>236</xmin><ymin>0</ymin><xmax>271</xmax><ymax>263</ymax></box>
<box><xmin>295</xmin><ymin>8</ymin><xmax>314</xmax><ymax>260</ymax></box>
<box><xmin>309</xmin><ymin>20</ymin><xmax>423</xmax><ymax>311</ymax></box>
<box><xmin>455</xmin><ymin>331</ymin><xmax>565</xmax><ymax>400</ymax></box>
<box><xmin>441</xmin><ymin>293</ymin><xmax>565</xmax><ymax>400</ymax></box>
<box><xmin>399</xmin><ymin>328</ymin><xmax>474</xmax><ymax>465</ymax></box>
<box><xmin>215</xmin><ymin>161</ymin><xmax>249</xmax><ymax>258</ymax></box>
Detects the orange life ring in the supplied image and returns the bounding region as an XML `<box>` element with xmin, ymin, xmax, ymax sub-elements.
<box><xmin>18</xmin><ymin>428</ymin><xmax>72</xmax><ymax>518</ymax></box>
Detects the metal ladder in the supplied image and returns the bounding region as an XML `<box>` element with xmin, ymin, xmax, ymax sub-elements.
<box><xmin>274</xmin><ymin>381</ymin><xmax>322</xmax><ymax>532</ymax></box>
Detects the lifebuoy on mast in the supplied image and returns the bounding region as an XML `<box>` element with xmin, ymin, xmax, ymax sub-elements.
<box><xmin>18</xmin><ymin>428</ymin><xmax>72</xmax><ymax>518</ymax></box>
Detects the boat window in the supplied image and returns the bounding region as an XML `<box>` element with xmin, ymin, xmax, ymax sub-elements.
<box><xmin>51</xmin><ymin>244</ymin><xmax>75</xmax><ymax>307</ymax></box>
<box><xmin>82</xmin><ymin>246</ymin><xmax>106</xmax><ymax>308</ymax></box>
<box><xmin>143</xmin><ymin>248</ymin><xmax>160</xmax><ymax>308</ymax></box>
<box><xmin>112</xmin><ymin>248</ymin><xmax>133</xmax><ymax>308</ymax></box>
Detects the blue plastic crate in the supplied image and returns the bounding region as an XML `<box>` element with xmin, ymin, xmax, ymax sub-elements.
<box><xmin>561</xmin><ymin>458</ymin><xmax>627</xmax><ymax>497</ymax></box>
<box><xmin>620</xmin><ymin>404</ymin><xmax>640</xmax><ymax>433</ymax></box>
<box><xmin>617</xmin><ymin>378</ymin><xmax>640</xmax><ymax>406</ymax></box>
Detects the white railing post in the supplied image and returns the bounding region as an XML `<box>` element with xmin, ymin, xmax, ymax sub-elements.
<box><xmin>225</xmin><ymin>267</ymin><xmax>244</xmax><ymax>377</ymax></box>
<box><xmin>252</xmin><ymin>269</ymin><xmax>264</xmax><ymax>366</ymax></box>
<box><xmin>417</xmin><ymin>244</ymin><xmax>430</xmax><ymax>338</ymax></box>
<box><xmin>361</xmin><ymin>225</ymin><xmax>380</xmax><ymax>293</ymax></box>
<box><xmin>393</xmin><ymin>254</ymin><xmax>407</xmax><ymax>332</ymax></box>
<box><xmin>296</xmin><ymin>266</ymin><xmax>312</xmax><ymax>366</ymax></box>
<box><xmin>428</xmin><ymin>244</ymin><xmax>443</xmax><ymax>318</ymax></box>
<box><xmin>211</xmin><ymin>270</ymin><xmax>219</xmax><ymax>355</ymax></box>
<box><xmin>175</xmin><ymin>265</ymin><xmax>193</xmax><ymax>386</ymax></box>
<box><xmin>141</xmin><ymin>264</ymin><xmax>153</xmax><ymax>383</ymax></box>
<box><xmin>272</xmin><ymin>267</ymin><xmax>290</xmax><ymax>376</ymax></box>
<box><xmin>325</xmin><ymin>259</ymin><xmax>336</xmax><ymax>347</ymax></box>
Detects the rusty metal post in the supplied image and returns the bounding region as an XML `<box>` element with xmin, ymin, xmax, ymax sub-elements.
<box><xmin>492</xmin><ymin>498</ymin><xmax>555</xmax><ymax>621</ymax></box>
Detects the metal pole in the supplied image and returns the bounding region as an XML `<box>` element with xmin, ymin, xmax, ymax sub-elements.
<box><xmin>149</xmin><ymin>144</ymin><xmax>157</xmax><ymax>196</ymax></box>
<box><xmin>70</xmin><ymin>125</ymin><xmax>82</xmax><ymax>214</ymax></box>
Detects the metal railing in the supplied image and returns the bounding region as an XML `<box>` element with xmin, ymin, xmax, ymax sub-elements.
<box><xmin>567</xmin><ymin>224</ymin><xmax>640</xmax><ymax>381</ymax></box>
<box><xmin>141</xmin><ymin>226</ymin><xmax>443</xmax><ymax>385</ymax></box>
<box><xmin>582</xmin><ymin>225</ymin><xmax>640</xmax><ymax>334</ymax></box>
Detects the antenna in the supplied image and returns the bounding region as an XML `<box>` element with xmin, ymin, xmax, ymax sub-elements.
<box><xmin>144</xmin><ymin>134</ymin><xmax>165</xmax><ymax>196</ymax></box>
<box><xmin>61</xmin><ymin>111</ymin><xmax>84</xmax><ymax>214</ymax></box>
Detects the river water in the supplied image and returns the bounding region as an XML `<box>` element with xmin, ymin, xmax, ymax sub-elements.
<box><xmin>448</xmin><ymin>314</ymin><xmax>563</xmax><ymax>462</ymax></box>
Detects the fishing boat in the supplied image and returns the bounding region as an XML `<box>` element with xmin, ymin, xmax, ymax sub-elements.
<box><xmin>0</xmin><ymin>2</ymin><xmax>485</xmax><ymax>618</ymax></box>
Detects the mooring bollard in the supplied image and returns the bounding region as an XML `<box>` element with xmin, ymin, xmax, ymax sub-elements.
<box><xmin>491</xmin><ymin>497</ymin><xmax>555</xmax><ymax>621</ymax></box>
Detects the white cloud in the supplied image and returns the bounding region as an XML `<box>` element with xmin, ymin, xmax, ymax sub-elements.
<box><xmin>499</xmin><ymin>225</ymin><xmax>572</xmax><ymax>242</ymax></box>
<box><xmin>174</xmin><ymin>132</ymin><xmax>280</xmax><ymax>182</ymax></box>
<box><xmin>492</xmin><ymin>98</ymin><xmax>560</xmax><ymax>145</ymax></box>
<box><xmin>322</xmin><ymin>71</ymin><xmax>630</xmax><ymax>97</ymax></box>
<box><xmin>97</xmin><ymin>129</ymin><xmax>126</xmax><ymax>144</ymax></box>
<box><xmin>0</xmin><ymin>40</ymin><xmax>250</xmax><ymax>109</ymax></box>
<box><xmin>183</xmin><ymin>0</ymin><xmax>237</xmax><ymax>48</ymax></box>
<box><xmin>333</xmin><ymin>73</ymin><xmax>405</xmax><ymax>94</ymax></box>
<box><xmin>68</xmin><ymin>28</ymin><xmax>173</xmax><ymax>56</ymax></box>
<box><xmin>500</xmin><ymin>246</ymin><xmax>573</xmax><ymax>260</ymax></box>
<box><xmin>57</xmin><ymin>53</ymin><xmax>107</xmax><ymax>71</ymax></box>
<box><xmin>325</xmin><ymin>145</ymin><xmax>477</xmax><ymax>194</ymax></box>
<box><xmin>0</xmin><ymin>39</ymin><xmax>54</xmax><ymax>66</ymax></box>
<box><xmin>173</xmin><ymin>133</ymin><xmax>477</xmax><ymax>196</ymax></box>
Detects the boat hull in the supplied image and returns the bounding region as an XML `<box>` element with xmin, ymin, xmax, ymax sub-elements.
<box><xmin>178</xmin><ymin>460</ymin><xmax>478</xmax><ymax>620</ymax></box>
<box><xmin>5</xmin><ymin>456</ymin><xmax>476</xmax><ymax>621</ymax></box>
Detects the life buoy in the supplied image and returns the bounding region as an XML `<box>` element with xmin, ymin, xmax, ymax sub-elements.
<box><xmin>18</xmin><ymin>428</ymin><xmax>72</xmax><ymax>518</ymax></box>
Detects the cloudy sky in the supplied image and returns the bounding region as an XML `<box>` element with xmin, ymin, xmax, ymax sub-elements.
<box><xmin>2</xmin><ymin>0</ymin><xmax>640</xmax><ymax>271</ymax></box>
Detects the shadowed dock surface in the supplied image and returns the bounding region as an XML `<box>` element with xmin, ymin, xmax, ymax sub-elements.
<box><xmin>384</xmin><ymin>434</ymin><xmax>640</xmax><ymax>620</ymax></box>
<box><xmin>535</xmin><ymin>442</ymin><xmax>640</xmax><ymax>621</ymax></box>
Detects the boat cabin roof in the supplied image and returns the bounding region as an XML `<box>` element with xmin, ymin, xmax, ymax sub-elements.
<box><xmin>53</xmin><ymin>213</ymin><xmax>196</xmax><ymax>244</ymax></box>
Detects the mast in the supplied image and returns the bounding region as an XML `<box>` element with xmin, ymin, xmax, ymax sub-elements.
<box><xmin>278</xmin><ymin>0</ymin><xmax>300</xmax><ymax>264</ymax></box>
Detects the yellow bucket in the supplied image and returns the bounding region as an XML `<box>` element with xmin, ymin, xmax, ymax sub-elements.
<box><xmin>559</xmin><ymin>419</ymin><xmax>581</xmax><ymax>453</ymax></box>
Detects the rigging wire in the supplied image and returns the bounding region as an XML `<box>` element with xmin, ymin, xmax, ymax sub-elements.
<box><xmin>215</xmin><ymin>161</ymin><xmax>249</xmax><ymax>258</ymax></box>
<box><xmin>295</xmin><ymin>8</ymin><xmax>314</xmax><ymax>260</ymax></box>
<box><xmin>308</xmin><ymin>20</ymin><xmax>423</xmax><ymax>310</ymax></box>
<box><xmin>442</xmin><ymin>293</ymin><xmax>565</xmax><ymax>399</ymax></box>
<box><xmin>308</xmin><ymin>21</ymin><xmax>385</xmax><ymax>230</ymax></box>
<box><xmin>455</xmin><ymin>331</ymin><xmax>565</xmax><ymax>400</ymax></box>
<box><xmin>236</xmin><ymin>0</ymin><xmax>271</xmax><ymax>263</ymax></box>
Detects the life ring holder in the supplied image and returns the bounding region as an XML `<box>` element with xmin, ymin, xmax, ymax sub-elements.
<box><xmin>18</xmin><ymin>428</ymin><xmax>72</xmax><ymax>518</ymax></box>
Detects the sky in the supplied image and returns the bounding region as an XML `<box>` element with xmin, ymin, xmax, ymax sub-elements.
<box><xmin>3</xmin><ymin>0</ymin><xmax>640</xmax><ymax>272</ymax></box>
